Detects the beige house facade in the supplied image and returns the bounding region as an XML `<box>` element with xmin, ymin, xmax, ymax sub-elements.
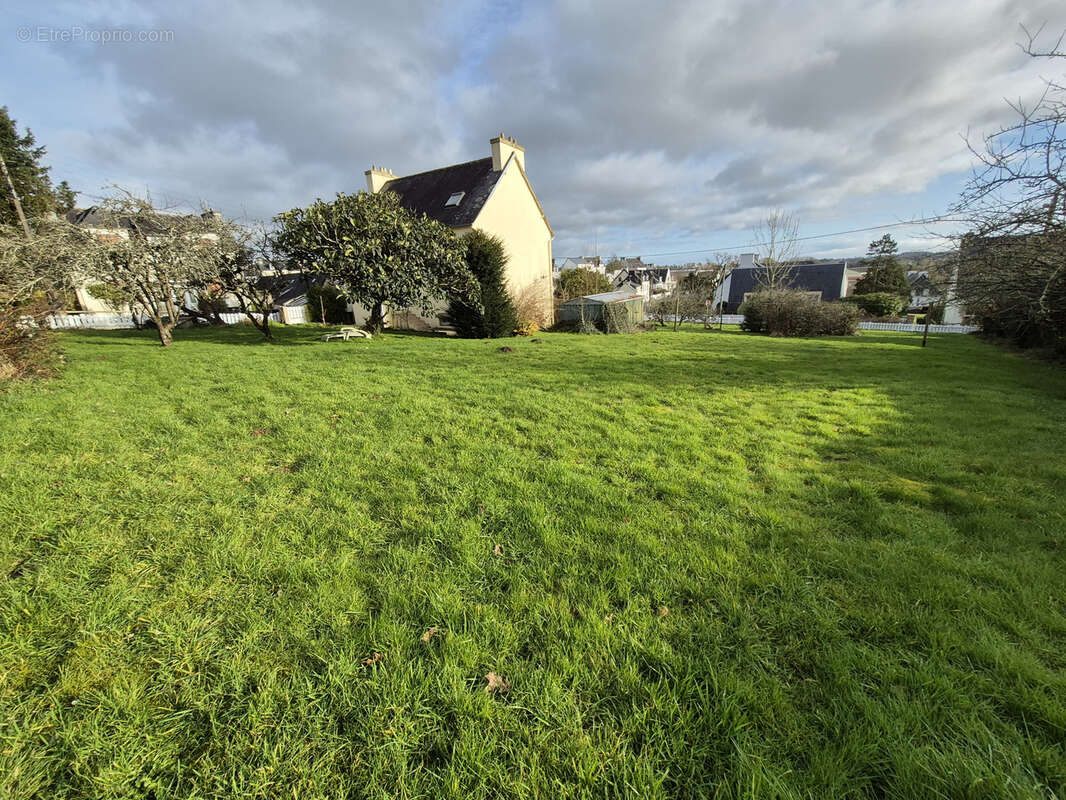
<box><xmin>361</xmin><ymin>135</ymin><xmax>554</xmax><ymax>329</ymax></box>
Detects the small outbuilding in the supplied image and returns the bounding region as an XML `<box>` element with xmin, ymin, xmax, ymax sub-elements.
<box><xmin>558</xmin><ymin>291</ymin><xmax>645</xmax><ymax>331</ymax></box>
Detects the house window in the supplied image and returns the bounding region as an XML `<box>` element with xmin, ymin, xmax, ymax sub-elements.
<box><xmin>445</xmin><ymin>192</ymin><xmax>465</xmax><ymax>207</ymax></box>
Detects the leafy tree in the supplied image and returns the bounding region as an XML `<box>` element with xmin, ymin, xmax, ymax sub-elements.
<box><xmin>0</xmin><ymin>107</ymin><xmax>74</xmax><ymax>227</ymax></box>
<box><xmin>307</xmin><ymin>284</ymin><xmax>349</xmax><ymax>324</ymax></box>
<box><xmin>854</xmin><ymin>234</ymin><xmax>910</xmax><ymax>297</ymax></box>
<box><xmin>448</xmin><ymin>229</ymin><xmax>517</xmax><ymax>338</ymax></box>
<box><xmin>53</xmin><ymin>181</ymin><xmax>76</xmax><ymax>215</ymax></box>
<box><xmin>556</xmin><ymin>266</ymin><xmax>612</xmax><ymax>300</ymax></box>
<box><xmin>274</xmin><ymin>191</ymin><xmax>476</xmax><ymax>334</ymax></box>
<box><xmin>843</xmin><ymin>291</ymin><xmax>906</xmax><ymax>318</ymax></box>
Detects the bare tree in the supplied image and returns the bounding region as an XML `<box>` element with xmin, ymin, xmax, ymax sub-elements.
<box><xmin>86</xmin><ymin>190</ymin><xmax>224</xmax><ymax>346</ymax></box>
<box><xmin>951</xmin><ymin>25</ymin><xmax>1066</xmax><ymax>349</ymax></box>
<box><xmin>0</xmin><ymin>217</ymin><xmax>100</xmax><ymax>378</ymax></box>
<box><xmin>752</xmin><ymin>209</ymin><xmax>800</xmax><ymax>290</ymax></box>
<box><xmin>0</xmin><ymin>217</ymin><xmax>94</xmax><ymax>309</ymax></box>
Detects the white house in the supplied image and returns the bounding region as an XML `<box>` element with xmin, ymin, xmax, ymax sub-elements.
<box><xmin>361</xmin><ymin>134</ymin><xmax>554</xmax><ymax>329</ymax></box>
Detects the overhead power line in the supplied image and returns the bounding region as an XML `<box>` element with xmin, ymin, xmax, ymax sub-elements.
<box><xmin>559</xmin><ymin>214</ymin><xmax>966</xmax><ymax>261</ymax></box>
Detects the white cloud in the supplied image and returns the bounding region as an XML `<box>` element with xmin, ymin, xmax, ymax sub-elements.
<box><xmin>2</xmin><ymin>0</ymin><xmax>1062</xmax><ymax>259</ymax></box>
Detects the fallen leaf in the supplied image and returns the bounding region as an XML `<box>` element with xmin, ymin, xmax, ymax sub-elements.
<box><xmin>421</xmin><ymin>626</ymin><xmax>441</xmax><ymax>643</ymax></box>
<box><xmin>658</xmin><ymin>606</ymin><xmax>669</xmax><ymax>617</ymax></box>
<box><xmin>604</xmin><ymin>614</ymin><xmax>614</xmax><ymax>623</ymax></box>
<box><xmin>362</xmin><ymin>652</ymin><xmax>384</xmax><ymax>667</ymax></box>
<box><xmin>484</xmin><ymin>671</ymin><xmax>511</xmax><ymax>695</ymax></box>
<box><xmin>493</xmin><ymin>544</ymin><xmax>503</xmax><ymax>556</ymax></box>
<box><xmin>240</xmin><ymin>475</ymin><xmax>251</xmax><ymax>483</ymax></box>
<box><xmin>251</xmin><ymin>428</ymin><xmax>268</xmax><ymax>437</ymax></box>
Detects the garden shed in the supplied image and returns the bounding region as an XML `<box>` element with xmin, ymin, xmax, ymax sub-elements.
<box><xmin>558</xmin><ymin>291</ymin><xmax>645</xmax><ymax>332</ymax></box>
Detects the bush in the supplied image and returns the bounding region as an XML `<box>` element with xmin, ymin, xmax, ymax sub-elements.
<box><xmin>306</xmin><ymin>284</ymin><xmax>349</xmax><ymax>324</ymax></box>
<box><xmin>0</xmin><ymin>302</ymin><xmax>60</xmax><ymax>381</ymax></box>
<box><xmin>818</xmin><ymin>302</ymin><xmax>862</xmax><ymax>335</ymax></box>
<box><xmin>843</xmin><ymin>292</ymin><xmax>906</xmax><ymax>318</ymax></box>
<box><xmin>603</xmin><ymin>302</ymin><xmax>637</xmax><ymax>334</ymax></box>
<box><xmin>449</xmin><ymin>230</ymin><xmax>517</xmax><ymax>338</ymax></box>
<box><xmin>513</xmin><ymin>284</ymin><xmax>550</xmax><ymax>336</ymax></box>
<box><xmin>740</xmin><ymin>290</ymin><xmax>859</xmax><ymax>337</ymax></box>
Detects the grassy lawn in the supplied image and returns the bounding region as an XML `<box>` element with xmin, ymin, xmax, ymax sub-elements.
<box><xmin>1</xmin><ymin>325</ymin><xmax>1065</xmax><ymax>799</ymax></box>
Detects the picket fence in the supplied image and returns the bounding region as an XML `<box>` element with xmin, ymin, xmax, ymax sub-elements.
<box><xmin>47</xmin><ymin>311</ymin><xmax>279</xmax><ymax>330</ymax></box>
<box><xmin>46</xmin><ymin>309</ymin><xmax>980</xmax><ymax>335</ymax></box>
<box><xmin>856</xmin><ymin>321</ymin><xmax>980</xmax><ymax>334</ymax></box>
<box><xmin>690</xmin><ymin>314</ymin><xmax>978</xmax><ymax>334</ymax></box>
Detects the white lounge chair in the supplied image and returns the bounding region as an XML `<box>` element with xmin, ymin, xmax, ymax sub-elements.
<box><xmin>321</xmin><ymin>327</ymin><xmax>372</xmax><ymax>342</ymax></box>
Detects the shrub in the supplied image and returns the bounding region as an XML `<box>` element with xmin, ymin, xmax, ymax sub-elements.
<box><xmin>0</xmin><ymin>301</ymin><xmax>60</xmax><ymax>381</ymax></box>
<box><xmin>740</xmin><ymin>290</ymin><xmax>859</xmax><ymax>337</ymax></box>
<box><xmin>512</xmin><ymin>283</ymin><xmax>550</xmax><ymax>336</ymax></box>
<box><xmin>603</xmin><ymin>302</ymin><xmax>637</xmax><ymax>334</ymax></box>
<box><xmin>306</xmin><ymin>284</ymin><xmax>349</xmax><ymax>324</ymax></box>
<box><xmin>843</xmin><ymin>292</ymin><xmax>906</xmax><ymax>318</ymax></box>
<box><xmin>449</xmin><ymin>230</ymin><xmax>517</xmax><ymax>339</ymax></box>
<box><xmin>818</xmin><ymin>302</ymin><xmax>862</xmax><ymax>335</ymax></box>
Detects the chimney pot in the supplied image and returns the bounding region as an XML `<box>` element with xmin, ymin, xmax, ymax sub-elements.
<box><xmin>491</xmin><ymin>133</ymin><xmax>525</xmax><ymax>172</ymax></box>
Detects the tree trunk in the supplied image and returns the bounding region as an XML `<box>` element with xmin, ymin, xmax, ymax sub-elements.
<box><xmin>365</xmin><ymin>302</ymin><xmax>386</xmax><ymax>334</ymax></box>
<box><xmin>156</xmin><ymin>322</ymin><xmax>173</xmax><ymax>347</ymax></box>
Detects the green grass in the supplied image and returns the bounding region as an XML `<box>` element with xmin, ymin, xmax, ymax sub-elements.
<box><xmin>1</xmin><ymin>325</ymin><xmax>1065</xmax><ymax>799</ymax></box>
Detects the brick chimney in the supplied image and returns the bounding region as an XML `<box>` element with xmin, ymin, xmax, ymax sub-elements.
<box><xmin>490</xmin><ymin>133</ymin><xmax>525</xmax><ymax>172</ymax></box>
<box><xmin>365</xmin><ymin>165</ymin><xmax>396</xmax><ymax>194</ymax></box>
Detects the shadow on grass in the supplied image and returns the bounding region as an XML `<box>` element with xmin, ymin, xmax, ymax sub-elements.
<box><xmin>60</xmin><ymin>325</ymin><xmax>340</xmax><ymax>348</ymax></box>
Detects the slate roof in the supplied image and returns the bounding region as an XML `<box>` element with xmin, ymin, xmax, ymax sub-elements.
<box><xmin>726</xmin><ymin>262</ymin><xmax>848</xmax><ymax>309</ymax></box>
<box><xmin>66</xmin><ymin>206</ymin><xmax>208</xmax><ymax>234</ymax></box>
<box><xmin>614</xmin><ymin>268</ymin><xmax>670</xmax><ymax>288</ymax></box>
<box><xmin>381</xmin><ymin>158</ymin><xmax>502</xmax><ymax>228</ymax></box>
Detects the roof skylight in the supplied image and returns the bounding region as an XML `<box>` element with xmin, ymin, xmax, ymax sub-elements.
<box><xmin>445</xmin><ymin>192</ymin><xmax>465</xmax><ymax>207</ymax></box>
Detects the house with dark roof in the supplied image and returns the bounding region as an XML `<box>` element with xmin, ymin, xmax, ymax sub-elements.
<box><xmin>362</xmin><ymin>134</ymin><xmax>554</xmax><ymax>329</ymax></box>
<box><xmin>65</xmin><ymin>207</ymin><xmax>223</xmax><ymax>313</ymax></box>
<box><xmin>612</xmin><ymin>267</ymin><xmax>675</xmax><ymax>300</ymax></box>
<box><xmin>717</xmin><ymin>253</ymin><xmax>859</xmax><ymax>312</ymax></box>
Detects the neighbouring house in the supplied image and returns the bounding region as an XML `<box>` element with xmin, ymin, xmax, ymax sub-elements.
<box><xmin>716</xmin><ymin>253</ymin><xmax>860</xmax><ymax>312</ymax></box>
<box><xmin>612</xmin><ymin>266</ymin><xmax>675</xmax><ymax>300</ymax></box>
<box><xmin>605</xmin><ymin>256</ymin><xmax>646</xmax><ymax>283</ymax></box>
<box><xmin>64</xmin><ymin>207</ymin><xmax>222</xmax><ymax>313</ymax></box>
<box><xmin>906</xmin><ymin>271</ymin><xmax>939</xmax><ymax>310</ymax></box>
<box><xmin>557</xmin><ymin>290</ymin><xmax>645</xmax><ymax>330</ymax></box>
<box><xmin>361</xmin><ymin>134</ymin><xmax>554</xmax><ymax>330</ymax></box>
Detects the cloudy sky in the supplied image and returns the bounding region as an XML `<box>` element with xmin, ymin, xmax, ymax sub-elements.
<box><xmin>4</xmin><ymin>0</ymin><xmax>1063</xmax><ymax>262</ymax></box>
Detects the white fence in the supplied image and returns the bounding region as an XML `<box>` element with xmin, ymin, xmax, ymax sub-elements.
<box><xmin>672</xmin><ymin>314</ymin><xmax>977</xmax><ymax>334</ymax></box>
<box><xmin>856</xmin><ymin>321</ymin><xmax>979</xmax><ymax>333</ymax></box>
<box><xmin>47</xmin><ymin>310</ymin><xmax>279</xmax><ymax>330</ymax></box>
<box><xmin>47</xmin><ymin>312</ymin><xmax>137</xmax><ymax>329</ymax></box>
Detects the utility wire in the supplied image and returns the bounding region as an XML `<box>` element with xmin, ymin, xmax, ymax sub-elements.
<box><xmin>559</xmin><ymin>214</ymin><xmax>966</xmax><ymax>261</ymax></box>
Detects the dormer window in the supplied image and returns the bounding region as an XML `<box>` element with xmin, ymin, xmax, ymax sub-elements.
<box><xmin>445</xmin><ymin>192</ymin><xmax>465</xmax><ymax>207</ymax></box>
